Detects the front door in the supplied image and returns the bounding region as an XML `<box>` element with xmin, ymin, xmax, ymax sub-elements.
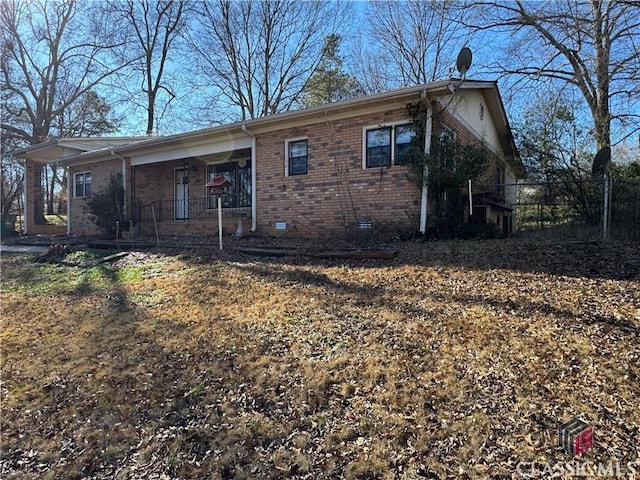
<box><xmin>175</xmin><ymin>168</ymin><xmax>189</xmax><ymax>220</ymax></box>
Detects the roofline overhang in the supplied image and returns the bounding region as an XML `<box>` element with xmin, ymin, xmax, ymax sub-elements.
<box><xmin>69</xmin><ymin>80</ymin><xmax>474</xmax><ymax>157</ymax></box>
<box><xmin>8</xmin><ymin>137</ymin><xmax>149</xmax><ymax>164</ymax></box>
<box><xmin>8</xmin><ymin>138</ymin><xmax>59</xmax><ymax>156</ymax></box>
<box><xmin>10</xmin><ymin>79</ymin><xmax>522</xmax><ymax>173</ymax></box>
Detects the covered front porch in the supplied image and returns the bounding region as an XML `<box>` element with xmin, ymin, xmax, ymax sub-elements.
<box><xmin>129</xmin><ymin>148</ymin><xmax>253</xmax><ymax>237</ymax></box>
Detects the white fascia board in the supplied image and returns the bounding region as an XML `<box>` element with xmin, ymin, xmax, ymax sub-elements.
<box><xmin>9</xmin><ymin>137</ymin><xmax>145</xmax><ymax>162</ymax></box>
<box><xmin>130</xmin><ymin>136</ymin><xmax>253</xmax><ymax>166</ymax></box>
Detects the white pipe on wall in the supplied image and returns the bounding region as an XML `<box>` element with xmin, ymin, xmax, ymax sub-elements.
<box><xmin>420</xmin><ymin>99</ymin><xmax>433</xmax><ymax>234</ymax></box>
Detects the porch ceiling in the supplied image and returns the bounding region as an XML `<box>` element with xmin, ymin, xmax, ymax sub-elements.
<box><xmin>198</xmin><ymin>148</ymin><xmax>252</xmax><ymax>164</ymax></box>
<box><xmin>130</xmin><ymin>136</ymin><xmax>252</xmax><ymax>166</ymax></box>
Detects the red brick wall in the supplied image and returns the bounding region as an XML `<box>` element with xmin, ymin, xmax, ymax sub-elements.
<box><xmin>132</xmin><ymin>159</ymin><xmax>207</xmax><ymax>205</ymax></box>
<box><xmin>68</xmin><ymin>159</ymin><xmax>124</xmax><ymax>237</ymax></box>
<box><xmin>130</xmin><ymin>108</ymin><xmax>425</xmax><ymax>239</ymax></box>
<box><xmin>254</xmin><ymin>107</ymin><xmax>422</xmax><ymax>237</ymax></box>
<box><xmin>63</xmin><ymin>102</ymin><xmax>514</xmax><ymax>239</ymax></box>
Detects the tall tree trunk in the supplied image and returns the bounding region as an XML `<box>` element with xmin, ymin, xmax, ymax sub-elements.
<box><xmin>57</xmin><ymin>170</ymin><xmax>67</xmax><ymax>214</ymax></box>
<box><xmin>592</xmin><ymin>0</ymin><xmax>611</xmax><ymax>149</ymax></box>
<box><xmin>47</xmin><ymin>165</ymin><xmax>56</xmax><ymax>215</ymax></box>
<box><xmin>31</xmin><ymin>162</ymin><xmax>46</xmax><ymax>225</ymax></box>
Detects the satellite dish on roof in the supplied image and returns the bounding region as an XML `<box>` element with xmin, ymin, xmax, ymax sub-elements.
<box><xmin>592</xmin><ymin>146</ymin><xmax>611</xmax><ymax>177</ymax></box>
<box><xmin>456</xmin><ymin>47</ymin><xmax>473</xmax><ymax>78</ymax></box>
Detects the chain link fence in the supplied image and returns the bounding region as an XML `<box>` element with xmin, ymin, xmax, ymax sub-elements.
<box><xmin>505</xmin><ymin>178</ymin><xmax>640</xmax><ymax>241</ymax></box>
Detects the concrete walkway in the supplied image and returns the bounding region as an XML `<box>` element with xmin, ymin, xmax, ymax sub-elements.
<box><xmin>1</xmin><ymin>234</ymin><xmax>73</xmax><ymax>254</ymax></box>
<box><xmin>0</xmin><ymin>244</ymin><xmax>49</xmax><ymax>253</ymax></box>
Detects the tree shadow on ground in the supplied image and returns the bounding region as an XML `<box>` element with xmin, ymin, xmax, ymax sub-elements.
<box><xmin>403</xmin><ymin>238</ymin><xmax>639</xmax><ymax>281</ymax></box>
<box><xmin>207</xmin><ymin>237</ymin><xmax>640</xmax><ymax>281</ymax></box>
<box><xmin>0</xmin><ymin>252</ymin><xmax>264</xmax><ymax>480</ymax></box>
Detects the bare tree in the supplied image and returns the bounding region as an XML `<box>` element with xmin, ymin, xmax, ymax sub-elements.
<box><xmin>358</xmin><ymin>0</ymin><xmax>468</xmax><ymax>91</ymax></box>
<box><xmin>516</xmin><ymin>89</ymin><xmax>603</xmax><ymax>222</ymax></box>
<box><xmin>1</xmin><ymin>135</ymin><xmax>23</xmax><ymax>216</ymax></box>
<box><xmin>44</xmin><ymin>90</ymin><xmax>121</xmax><ymax>215</ymax></box>
<box><xmin>189</xmin><ymin>0</ymin><xmax>346</xmax><ymax>121</ymax></box>
<box><xmin>109</xmin><ymin>0</ymin><xmax>188</xmax><ymax>136</ymax></box>
<box><xmin>1</xmin><ymin>0</ymin><xmax>132</xmax><ymax>224</ymax></box>
<box><xmin>464</xmin><ymin>0</ymin><xmax>640</xmax><ymax>149</ymax></box>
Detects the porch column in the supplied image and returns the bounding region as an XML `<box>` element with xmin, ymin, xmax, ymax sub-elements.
<box><xmin>419</xmin><ymin>102</ymin><xmax>433</xmax><ymax>234</ymax></box>
<box><xmin>66</xmin><ymin>167</ymin><xmax>71</xmax><ymax>235</ymax></box>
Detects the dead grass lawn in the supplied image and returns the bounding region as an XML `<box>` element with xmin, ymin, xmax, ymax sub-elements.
<box><xmin>1</xmin><ymin>239</ymin><xmax>639</xmax><ymax>479</ymax></box>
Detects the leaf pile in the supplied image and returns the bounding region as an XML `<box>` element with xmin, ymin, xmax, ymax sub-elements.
<box><xmin>1</xmin><ymin>239</ymin><xmax>638</xmax><ymax>479</ymax></box>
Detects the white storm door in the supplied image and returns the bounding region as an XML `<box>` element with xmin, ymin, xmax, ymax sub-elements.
<box><xmin>175</xmin><ymin>168</ymin><xmax>189</xmax><ymax>220</ymax></box>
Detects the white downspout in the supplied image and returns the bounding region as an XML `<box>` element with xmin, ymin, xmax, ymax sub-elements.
<box><xmin>66</xmin><ymin>167</ymin><xmax>72</xmax><ymax>235</ymax></box>
<box><xmin>420</xmin><ymin>97</ymin><xmax>433</xmax><ymax>234</ymax></box>
<box><xmin>242</xmin><ymin>124</ymin><xmax>257</xmax><ymax>232</ymax></box>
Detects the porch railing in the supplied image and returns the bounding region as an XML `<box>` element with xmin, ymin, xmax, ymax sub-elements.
<box><xmin>133</xmin><ymin>194</ymin><xmax>251</xmax><ymax>224</ymax></box>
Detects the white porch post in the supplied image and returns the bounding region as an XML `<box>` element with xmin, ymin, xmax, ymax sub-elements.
<box><xmin>419</xmin><ymin>103</ymin><xmax>433</xmax><ymax>234</ymax></box>
<box><xmin>66</xmin><ymin>167</ymin><xmax>72</xmax><ymax>235</ymax></box>
<box><xmin>22</xmin><ymin>159</ymin><xmax>29</xmax><ymax>235</ymax></box>
<box><xmin>218</xmin><ymin>196</ymin><xmax>223</xmax><ymax>250</ymax></box>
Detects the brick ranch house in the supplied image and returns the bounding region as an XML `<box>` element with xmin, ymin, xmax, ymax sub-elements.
<box><xmin>13</xmin><ymin>80</ymin><xmax>525</xmax><ymax>239</ymax></box>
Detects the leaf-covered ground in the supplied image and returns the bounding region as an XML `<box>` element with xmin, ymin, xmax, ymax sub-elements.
<box><xmin>1</xmin><ymin>239</ymin><xmax>639</xmax><ymax>479</ymax></box>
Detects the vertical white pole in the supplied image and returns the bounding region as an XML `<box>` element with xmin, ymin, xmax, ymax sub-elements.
<box><xmin>218</xmin><ymin>195</ymin><xmax>223</xmax><ymax>250</ymax></box>
<box><xmin>250</xmin><ymin>139</ymin><xmax>257</xmax><ymax>232</ymax></box>
<box><xmin>24</xmin><ymin>159</ymin><xmax>30</xmax><ymax>235</ymax></box>
<box><xmin>468</xmin><ymin>179</ymin><xmax>473</xmax><ymax>217</ymax></box>
<box><xmin>66</xmin><ymin>167</ymin><xmax>72</xmax><ymax>235</ymax></box>
<box><xmin>419</xmin><ymin>104</ymin><xmax>433</xmax><ymax>234</ymax></box>
<box><xmin>121</xmin><ymin>158</ymin><xmax>127</xmax><ymax>219</ymax></box>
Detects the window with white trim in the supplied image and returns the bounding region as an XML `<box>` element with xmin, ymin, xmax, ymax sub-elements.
<box><xmin>286</xmin><ymin>138</ymin><xmax>308</xmax><ymax>176</ymax></box>
<box><xmin>74</xmin><ymin>172</ymin><xmax>92</xmax><ymax>197</ymax></box>
<box><xmin>364</xmin><ymin>123</ymin><xmax>416</xmax><ymax>168</ymax></box>
<box><xmin>366</xmin><ymin>127</ymin><xmax>391</xmax><ymax>167</ymax></box>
